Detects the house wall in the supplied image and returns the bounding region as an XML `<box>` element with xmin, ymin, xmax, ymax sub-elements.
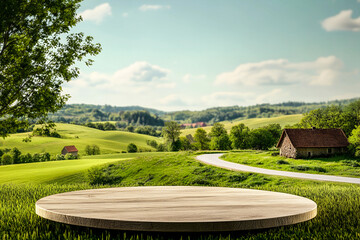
<box><xmin>296</xmin><ymin>147</ymin><xmax>345</xmax><ymax>158</ymax></box>
<box><xmin>61</xmin><ymin>149</ymin><xmax>68</xmax><ymax>155</ymax></box>
<box><xmin>279</xmin><ymin>135</ymin><xmax>297</xmax><ymax>158</ymax></box>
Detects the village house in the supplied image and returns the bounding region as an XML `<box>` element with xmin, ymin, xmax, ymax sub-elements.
<box><xmin>180</xmin><ymin>122</ymin><xmax>207</xmax><ymax>129</ymax></box>
<box><xmin>61</xmin><ymin>145</ymin><xmax>78</xmax><ymax>156</ymax></box>
<box><xmin>276</xmin><ymin>128</ymin><xmax>349</xmax><ymax>159</ymax></box>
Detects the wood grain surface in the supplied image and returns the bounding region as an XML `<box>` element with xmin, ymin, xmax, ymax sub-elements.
<box><xmin>36</xmin><ymin>186</ymin><xmax>317</xmax><ymax>232</ymax></box>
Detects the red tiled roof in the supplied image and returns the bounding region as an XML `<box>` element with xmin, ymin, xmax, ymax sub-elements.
<box><xmin>276</xmin><ymin>128</ymin><xmax>349</xmax><ymax>148</ymax></box>
<box><xmin>63</xmin><ymin>145</ymin><xmax>78</xmax><ymax>153</ymax></box>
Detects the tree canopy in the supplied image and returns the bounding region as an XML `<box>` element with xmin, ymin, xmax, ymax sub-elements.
<box><xmin>0</xmin><ymin>0</ymin><xmax>101</xmax><ymax>138</ymax></box>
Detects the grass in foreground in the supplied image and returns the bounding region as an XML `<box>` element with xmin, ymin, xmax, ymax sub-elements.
<box><xmin>222</xmin><ymin>150</ymin><xmax>360</xmax><ymax>178</ymax></box>
<box><xmin>1</xmin><ymin>152</ymin><xmax>360</xmax><ymax>239</ymax></box>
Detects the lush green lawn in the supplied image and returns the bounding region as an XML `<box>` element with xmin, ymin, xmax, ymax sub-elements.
<box><xmin>0</xmin><ymin>123</ymin><xmax>161</xmax><ymax>155</ymax></box>
<box><xmin>1</xmin><ymin>152</ymin><xmax>360</xmax><ymax>239</ymax></box>
<box><xmin>181</xmin><ymin>114</ymin><xmax>302</xmax><ymax>136</ymax></box>
<box><xmin>0</xmin><ymin>155</ymin><xmax>135</xmax><ymax>184</ymax></box>
<box><xmin>222</xmin><ymin>150</ymin><xmax>360</xmax><ymax>178</ymax></box>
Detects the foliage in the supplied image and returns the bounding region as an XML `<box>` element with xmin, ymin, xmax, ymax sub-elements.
<box><xmin>194</xmin><ymin>128</ymin><xmax>210</xmax><ymax>150</ymax></box>
<box><xmin>349</xmin><ymin>125</ymin><xmax>360</xmax><ymax>157</ymax></box>
<box><xmin>209</xmin><ymin>123</ymin><xmax>232</xmax><ymax>150</ymax></box>
<box><xmin>0</xmin><ymin>0</ymin><xmax>101</xmax><ymax>138</ymax></box>
<box><xmin>65</xmin><ymin>153</ymin><xmax>77</xmax><ymax>160</ymax></box>
<box><xmin>127</xmin><ymin>143</ymin><xmax>138</xmax><ymax>153</ymax></box>
<box><xmin>296</xmin><ymin>101</ymin><xmax>360</xmax><ymax>136</ymax></box>
<box><xmin>162</xmin><ymin>121</ymin><xmax>181</xmax><ymax>151</ymax></box>
<box><xmin>248</xmin><ymin>128</ymin><xmax>275</xmax><ymax>150</ymax></box>
<box><xmin>1</xmin><ymin>153</ymin><xmax>13</xmax><ymax>165</ymax></box>
<box><xmin>179</xmin><ymin>136</ymin><xmax>192</xmax><ymax>150</ymax></box>
<box><xmin>230</xmin><ymin>123</ymin><xmax>250</xmax><ymax>149</ymax></box>
<box><xmin>85</xmin><ymin>145</ymin><xmax>100</xmax><ymax>155</ymax></box>
<box><xmin>10</xmin><ymin>147</ymin><xmax>21</xmax><ymax>164</ymax></box>
<box><xmin>32</xmin><ymin>123</ymin><xmax>61</xmax><ymax>138</ymax></box>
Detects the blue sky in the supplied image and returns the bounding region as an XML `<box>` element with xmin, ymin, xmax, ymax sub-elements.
<box><xmin>64</xmin><ymin>0</ymin><xmax>360</xmax><ymax>111</ymax></box>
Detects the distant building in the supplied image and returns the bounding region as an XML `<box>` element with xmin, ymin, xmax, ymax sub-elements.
<box><xmin>276</xmin><ymin>128</ymin><xmax>349</xmax><ymax>159</ymax></box>
<box><xmin>180</xmin><ymin>122</ymin><xmax>207</xmax><ymax>129</ymax></box>
<box><xmin>61</xmin><ymin>145</ymin><xmax>78</xmax><ymax>156</ymax></box>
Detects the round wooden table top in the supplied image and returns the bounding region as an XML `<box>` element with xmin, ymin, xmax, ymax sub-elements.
<box><xmin>36</xmin><ymin>186</ymin><xmax>317</xmax><ymax>232</ymax></box>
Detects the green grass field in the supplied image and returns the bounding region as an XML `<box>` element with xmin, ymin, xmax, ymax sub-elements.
<box><xmin>223</xmin><ymin>150</ymin><xmax>360</xmax><ymax>178</ymax></box>
<box><xmin>1</xmin><ymin>152</ymin><xmax>360</xmax><ymax>239</ymax></box>
<box><xmin>0</xmin><ymin>123</ymin><xmax>162</xmax><ymax>155</ymax></box>
<box><xmin>181</xmin><ymin>114</ymin><xmax>303</xmax><ymax>136</ymax></box>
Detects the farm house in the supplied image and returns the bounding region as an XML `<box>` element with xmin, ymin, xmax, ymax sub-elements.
<box><xmin>276</xmin><ymin>128</ymin><xmax>349</xmax><ymax>159</ymax></box>
<box><xmin>61</xmin><ymin>145</ymin><xmax>78</xmax><ymax>156</ymax></box>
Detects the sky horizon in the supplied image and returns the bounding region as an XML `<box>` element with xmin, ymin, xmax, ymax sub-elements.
<box><xmin>64</xmin><ymin>0</ymin><xmax>360</xmax><ymax>111</ymax></box>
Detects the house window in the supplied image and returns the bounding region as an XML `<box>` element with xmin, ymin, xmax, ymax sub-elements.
<box><xmin>328</xmin><ymin>148</ymin><xmax>332</xmax><ymax>154</ymax></box>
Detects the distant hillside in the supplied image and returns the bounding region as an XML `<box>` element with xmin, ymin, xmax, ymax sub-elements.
<box><xmin>0</xmin><ymin>123</ymin><xmax>161</xmax><ymax>155</ymax></box>
<box><xmin>181</xmin><ymin>114</ymin><xmax>303</xmax><ymax>136</ymax></box>
<box><xmin>48</xmin><ymin>97</ymin><xmax>359</xmax><ymax>125</ymax></box>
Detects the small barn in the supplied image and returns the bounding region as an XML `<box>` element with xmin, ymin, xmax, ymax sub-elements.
<box><xmin>276</xmin><ymin>128</ymin><xmax>349</xmax><ymax>159</ymax></box>
<box><xmin>61</xmin><ymin>145</ymin><xmax>78</xmax><ymax>156</ymax></box>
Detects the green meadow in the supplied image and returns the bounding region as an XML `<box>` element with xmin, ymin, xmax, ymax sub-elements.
<box><xmin>223</xmin><ymin>150</ymin><xmax>360</xmax><ymax>178</ymax></box>
<box><xmin>0</xmin><ymin>123</ymin><xmax>161</xmax><ymax>155</ymax></box>
<box><xmin>1</xmin><ymin>152</ymin><xmax>360</xmax><ymax>239</ymax></box>
<box><xmin>181</xmin><ymin>114</ymin><xmax>302</xmax><ymax>136</ymax></box>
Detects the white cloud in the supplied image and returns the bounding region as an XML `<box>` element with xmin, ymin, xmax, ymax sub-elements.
<box><xmin>122</xmin><ymin>12</ymin><xmax>129</xmax><ymax>18</ymax></box>
<box><xmin>202</xmin><ymin>92</ymin><xmax>255</xmax><ymax>106</ymax></box>
<box><xmin>139</xmin><ymin>5</ymin><xmax>171</xmax><ymax>11</ymax></box>
<box><xmin>322</xmin><ymin>10</ymin><xmax>360</xmax><ymax>32</ymax></box>
<box><xmin>159</xmin><ymin>95</ymin><xmax>187</xmax><ymax>106</ymax></box>
<box><xmin>182</xmin><ymin>74</ymin><xmax>206</xmax><ymax>83</ymax></box>
<box><xmin>215</xmin><ymin>56</ymin><xmax>345</xmax><ymax>87</ymax></box>
<box><xmin>72</xmin><ymin>62</ymin><xmax>172</xmax><ymax>90</ymax></box>
<box><xmin>80</xmin><ymin>3</ymin><xmax>111</xmax><ymax>24</ymax></box>
<box><xmin>255</xmin><ymin>89</ymin><xmax>283</xmax><ymax>103</ymax></box>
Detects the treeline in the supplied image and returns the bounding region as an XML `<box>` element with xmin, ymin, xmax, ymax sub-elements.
<box><xmin>0</xmin><ymin>147</ymin><xmax>78</xmax><ymax>165</ymax></box>
<box><xmin>163</xmin><ymin>98</ymin><xmax>360</xmax><ymax>123</ymax></box>
<box><xmin>159</xmin><ymin>121</ymin><xmax>282</xmax><ymax>152</ymax></box>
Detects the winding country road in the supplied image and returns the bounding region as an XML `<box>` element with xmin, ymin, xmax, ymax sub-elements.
<box><xmin>196</xmin><ymin>153</ymin><xmax>360</xmax><ymax>185</ymax></box>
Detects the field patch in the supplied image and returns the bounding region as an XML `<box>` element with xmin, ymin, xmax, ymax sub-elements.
<box><xmin>181</xmin><ymin>114</ymin><xmax>302</xmax><ymax>136</ymax></box>
<box><xmin>0</xmin><ymin>123</ymin><xmax>161</xmax><ymax>155</ymax></box>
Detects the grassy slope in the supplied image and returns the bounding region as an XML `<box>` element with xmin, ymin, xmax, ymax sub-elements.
<box><xmin>1</xmin><ymin>152</ymin><xmax>360</xmax><ymax>239</ymax></box>
<box><xmin>0</xmin><ymin>123</ymin><xmax>161</xmax><ymax>155</ymax></box>
<box><xmin>181</xmin><ymin>114</ymin><xmax>302</xmax><ymax>136</ymax></box>
<box><xmin>222</xmin><ymin>151</ymin><xmax>360</xmax><ymax>178</ymax></box>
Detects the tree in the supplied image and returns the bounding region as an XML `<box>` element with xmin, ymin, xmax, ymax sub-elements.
<box><xmin>230</xmin><ymin>123</ymin><xmax>250</xmax><ymax>149</ymax></box>
<box><xmin>248</xmin><ymin>128</ymin><xmax>274</xmax><ymax>150</ymax></box>
<box><xmin>1</xmin><ymin>153</ymin><xmax>13</xmax><ymax>165</ymax></box>
<box><xmin>349</xmin><ymin>126</ymin><xmax>360</xmax><ymax>157</ymax></box>
<box><xmin>0</xmin><ymin>0</ymin><xmax>101</xmax><ymax>138</ymax></box>
<box><xmin>162</xmin><ymin>121</ymin><xmax>181</xmax><ymax>151</ymax></box>
<box><xmin>127</xmin><ymin>143</ymin><xmax>138</xmax><ymax>153</ymax></box>
<box><xmin>209</xmin><ymin>123</ymin><xmax>231</xmax><ymax>150</ymax></box>
<box><xmin>194</xmin><ymin>128</ymin><xmax>210</xmax><ymax>150</ymax></box>
<box><xmin>179</xmin><ymin>136</ymin><xmax>191</xmax><ymax>151</ymax></box>
<box><xmin>10</xmin><ymin>147</ymin><xmax>21</xmax><ymax>164</ymax></box>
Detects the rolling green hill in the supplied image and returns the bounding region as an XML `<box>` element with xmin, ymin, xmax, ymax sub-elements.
<box><xmin>0</xmin><ymin>123</ymin><xmax>162</xmax><ymax>155</ymax></box>
<box><xmin>181</xmin><ymin>114</ymin><xmax>303</xmax><ymax>136</ymax></box>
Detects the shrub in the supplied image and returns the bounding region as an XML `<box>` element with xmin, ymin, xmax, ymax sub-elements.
<box><xmin>65</xmin><ymin>153</ymin><xmax>76</xmax><ymax>160</ymax></box>
<box><xmin>1</xmin><ymin>154</ymin><xmax>13</xmax><ymax>165</ymax></box>
<box><xmin>156</xmin><ymin>143</ymin><xmax>166</xmax><ymax>152</ymax></box>
<box><xmin>291</xmin><ymin>165</ymin><xmax>311</xmax><ymax>171</ymax></box>
<box><xmin>10</xmin><ymin>147</ymin><xmax>21</xmax><ymax>164</ymax></box>
<box><xmin>313</xmin><ymin>167</ymin><xmax>327</xmax><ymax>173</ymax></box>
<box><xmin>20</xmin><ymin>153</ymin><xmax>32</xmax><ymax>163</ymax></box>
<box><xmin>277</xmin><ymin>160</ymin><xmax>289</xmax><ymax>165</ymax></box>
<box><xmin>127</xmin><ymin>143</ymin><xmax>138</xmax><ymax>153</ymax></box>
<box><xmin>55</xmin><ymin>154</ymin><xmax>65</xmax><ymax>160</ymax></box>
<box><xmin>85</xmin><ymin>145</ymin><xmax>101</xmax><ymax>155</ymax></box>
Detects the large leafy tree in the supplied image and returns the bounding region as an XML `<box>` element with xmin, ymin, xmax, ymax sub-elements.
<box><xmin>194</xmin><ymin>128</ymin><xmax>210</xmax><ymax>150</ymax></box>
<box><xmin>209</xmin><ymin>123</ymin><xmax>231</xmax><ymax>150</ymax></box>
<box><xmin>0</xmin><ymin>0</ymin><xmax>101</xmax><ymax>138</ymax></box>
<box><xmin>162</xmin><ymin>121</ymin><xmax>181</xmax><ymax>151</ymax></box>
<box><xmin>230</xmin><ymin>123</ymin><xmax>250</xmax><ymax>149</ymax></box>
